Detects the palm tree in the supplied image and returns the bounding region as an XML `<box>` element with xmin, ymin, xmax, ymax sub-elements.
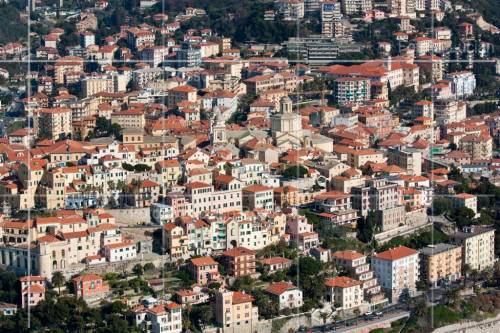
<box><xmin>413</xmin><ymin>297</ymin><xmax>428</xmax><ymax>317</ymax></box>
<box><xmin>319</xmin><ymin>311</ymin><xmax>330</xmax><ymax>332</ymax></box>
<box><xmin>470</xmin><ymin>269</ymin><xmax>480</xmax><ymax>284</ymax></box>
<box><xmin>331</xmin><ymin>314</ymin><xmax>339</xmax><ymax>331</ymax></box>
<box><xmin>462</xmin><ymin>264</ymin><xmax>472</xmax><ymax>287</ymax></box>
<box><xmin>443</xmin><ymin>287</ymin><xmax>460</xmax><ymax>309</ymax></box>
<box><xmin>52</xmin><ymin>271</ymin><xmax>65</xmax><ymax>294</ymax></box>
<box><xmin>353</xmin><ymin>308</ymin><xmax>361</xmax><ymax>326</ymax></box>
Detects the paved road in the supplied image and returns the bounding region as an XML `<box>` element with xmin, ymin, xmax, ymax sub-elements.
<box><xmin>308</xmin><ymin>306</ymin><xmax>409</xmax><ymax>333</ymax></box>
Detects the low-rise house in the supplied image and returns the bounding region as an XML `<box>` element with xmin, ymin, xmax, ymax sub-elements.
<box><xmin>265</xmin><ymin>281</ymin><xmax>303</xmax><ymax>310</ymax></box>
<box><xmin>72</xmin><ymin>273</ymin><xmax>110</xmax><ymax>300</ymax></box>
<box><xmin>134</xmin><ymin>302</ymin><xmax>183</xmax><ymax>333</ymax></box>
<box><xmin>0</xmin><ymin>303</ymin><xmax>17</xmax><ymax>315</ymax></box>
<box><xmin>260</xmin><ymin>257</ymin><xmax>293</xmax><ymax>273</ymax></box>
<box><xmin>20</xmin><ymin>275</ymin><xmax>47</xmax><ymax>309</ymax></box>
<box><xmin>103</xmin><ymin>240</ymin><xmax>137</xmax><ymax>262</ymax></box>
<box><xmin>187</xmin><ymin>256</ymin><xmax>220</xmax><ymax>285</ymax></box>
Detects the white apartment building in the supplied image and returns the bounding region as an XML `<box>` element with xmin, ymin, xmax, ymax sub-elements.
<box><xmin>445</xmin><ymin>71</ymin><xmax>476</xmax><ymax>99</ymax></box>
<box><xmin>225</xmin><ymin>159</ymin><xmax>273</xmax><ymax>186</ymax></box>
<box><xmin>371</xmin><ymin>246</ymin><xmax>419</xmax><ymax>303</ymax></box>
<box><xmin>103</xmin><ymin>240</ymin><xmax>137</xmax><ymax>262</ymax></box>
<box><xmin>451</xmin><ymin>226</ymin><xmax>495</xmax><ymax>271</ymax></box>
<box><xmin>321</xmin><ymin>1</ymin><xmax>342</xmax><ymax>37</ymax></box>
<box><xmin>341</xmin><ymin>0</ymin><xmax>372</xmax><ymax>15</ymax></box>
<box><xmin>135</xmin><ymin>303</ymin><xmax>182</xmax><ymax>333</ymax></box>
<box><xmin>242</xmin><ymin>185</ymin><xmax>274</xmax><ymax>211</ymax></box>
<box><xmin>274</xmin><ymin>0</ymin><xmax>305</xmax><ymax>20</ymax></box>
<box><xmin>184</xmin><ymin>182</ymin><xmax>242</xmax><ymax>216</ymax></box>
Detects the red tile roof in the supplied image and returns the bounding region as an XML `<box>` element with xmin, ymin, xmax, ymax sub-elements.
<box><xmin>374</xmin><ymin>246</ymin><xmax>418</xmax><ymax>261</ymax></box>
<box><xmin>324</xmin><ymin>276</ymin><xmax>362</xmax><ymax>288</ymax></box>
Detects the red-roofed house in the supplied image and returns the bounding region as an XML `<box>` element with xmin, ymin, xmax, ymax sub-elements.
<box><xmin>20</xmin><ymin>275</ymin><xmax>47</xmax><ymax>309</ymax></box>
<box><xmin>265</xmin><ymin>281</ymin><xmax>303</xmax><ymax>309</ymax></box>
<box><xmin>187</xmin><ymin>256</ymin><xmax>220</xmax><ymax>285</ymax></box>
<box><xmin>220</xmin><ymin>247</ymin><xmax>256</xmax><ymax>277</ymax></box>
<box><xmin>214</xmin><ymin>290</ymin><xmax>258</xmax><ymax>329</ymax></box>
<box><xmin>324</xmin><ymin>276</ymin><xmax>364</xmax><ymax>312</ymax></box>
<box><xmin>72</xmin><ymin>274</ymin><xmax>109</xmax><ymax>300</ymax></box>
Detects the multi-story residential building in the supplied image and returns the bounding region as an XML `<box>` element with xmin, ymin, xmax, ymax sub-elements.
<box><xmin>341</xmin><ymin>0</ymin><xmax>372</xmax><ymax>15</ymax></box>
<box><xmin>0</xmin><ymin>211</ymin><xmax>137</xmax><ymax>278</ymax></box>
<box><xmin>265</xmin><ymin>282</ymin><xmax>303</xmax><ymax>310</ymax></box>
<box><xmin>417</xmin><ymin>55</ymin><xmax>444</xmax><ymax>81</ymax></box>
<box><xmin>451</xmin><ymin>193</ymin><xmax>478</xmax><ymax>215</ymax></box>
<box><xmin>127</xmin><ymin>28</ymin><xmax>155</xmax><ymax>50</ymax></box>
<box><xmin>163</xmin><ymin>224</ymin><xmax>189</xmax><ymax>260</ymax></box>
<box><xmin>419</xmin><ymin>243</ymin><xmax>462</xmax><ymax>287</ymax></box>
<box><xmin>82</xmin><ymin>75</ymin><xmax>118</xmax><ymax>97</ymax></box>
<box><xmin>184</xmin><ymin>181</ymin><xmax>242</xmax><ymax>216</ymax></box>
<box><xmin>110</xmin><ymin>109</ymin><xmax>145</xmax><ymax>129</ymax></box>
<box><xmin>103</xmin><ymin>240</ymin><xmax>137</xmax><ymax>262</ymax></box>
<box><xmin>333</xmin><ymin>77</ymin><xmax>370</xmax><ymax>105</ymax></box>
<box><xmin>313</xmin><ymin>191</ymin><xmax>358</xmax><ymax>226</ymax></box>
<box><xmin>167</xmin><ymin>85</ymin><xmax>198</xmax><ymax>107</ymax></box>
<box><xmin>413</xmin><ymin>100</ymin><xmax>434</xmax><ymax>119</ymax></box>
<box><xmin>135</xmin><ymin>302</ymin><xmax>183</xmax><ymax>333</ymax></box>
<box><xmin>390</xmin><ymin>0</ymin><xmax>416</xmax><ymax>17</ymax></box>
<box><xmin>219</xmin><ymin>247</ymin><xmax>256</xmax><ymax>277</ymax></box>
<box><xmin>331</xmin><ymin>250</ymin><xmax>388</xmax><ymax>309</ymax></box>
<box><xmin>371</xmin><ymin>246</ymin><xmax>419</xmax><ymax>303</ymax></box>
<box><xmin>387</xmin><ymin>147</ymin><xmax>422</xmax><ymax>176</ymax></box>
<box><xmin>450</xmin><ymin>226</ymin><xmax>495</xmax><ymax>271</ymax></box>
<box><xmin>321</xmin><ymin>1</ymin><xmax>342</xmax><ymax>37</ymax></box>
<box><xmin>187</xmin><ymin>256</ymin><xmax>220</xmax><ymax>285</ymax></box>
<box><xmin>459</xmin><ymin>134</ymin><xmax>493</xmax><ymax>160</ymax></box>
<box><xmin>324</xmin><ymin>276</ymin><xmax>364</xmax><ymax>312</ymax></box>
<box><xmin>347</xmin><ymin>149</ymin><xmax>385</xmax><ymax>169</ymax></box>
<box><xmin>35</xmin><ymin>107</ymin><xmax>72</xmax><ymax>140</ymax></box>
<box><xmin>274</xmin><ymin>0</ymin><xmax>305</xmax><ymax>20</ymax></box>
<box><xmin>155</xmin><ymin>160</ymin><xmax>181</xmax><ymax>188</ymax></box>
<box><xmin>20</xmin><ymin>276</ymin><xmax>46</xmax><ymax>309</ymax></box>
<box><xmin>72</xmin><ymin>273</ymin><xmax>110</xmax><ymax>300</ymax></box>
<box><xmin>225</xmin><ymin>159</ymin><xmax>274</xmax><ymax>186</ymax></box>
<box><xmin>286</xmin><ymin>213</ymin><xmax>320</xmax><ymax>251</ymax></box>
<box><xmin>123</xmin><ymin>180</ymin><xmax>161</xmax><ymax>208</ymax></box>
<box><xmin>214</xmin><ymin>291</ymin><xmax>259</xmax><ymax>331</ymax></box>
<box><xmin>445</xmin><ymin>71</ymin><xmax>476</xmax><ymax>98</ymax></box>
<box><xmin>176</xmin><ymin>43</ymin><xmax>202</xmax><ymax>68</ymax></box>
<box><xmin>54</xmin><ymin>56</ymin><xmax>84</xmax><ymax>84</ymax></box>
<box><xmin>242</xmin><ymin>185</ymin><xmax>274</xmax><ymax>211</ymax></box>
<box><xmin>141</xmin><ymin>46</ymin><xmax>169</xmax><ymax>67</ymax></box>
<box><xmin>351</xmin><ymin>178</ymin><xmax>401</xmax><ymax>215</ymax></box>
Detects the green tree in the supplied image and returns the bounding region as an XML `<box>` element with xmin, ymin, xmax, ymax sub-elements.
<box><xmin>357</xmin><ymin>210</ymin><xmax>377</xmax><ymax>243</ymax></box>
<box><xmin>132</xmin><ymin>264</ymin><xmax>144</xmax><ymax>276</ymax></box>
<box><xmin>283</xmin><ymin>165</ymin><xmax>308</xmax><ymax>179</ymax></box>
<box><xmin>143</xmin><ymin>263</ymin><xmax>155</xmax><ymax>272</ymax></box>
<box><xmin>431</xmin><ymin>197</ymin><xmax>453</xmax><ymax>215</ymax></box>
